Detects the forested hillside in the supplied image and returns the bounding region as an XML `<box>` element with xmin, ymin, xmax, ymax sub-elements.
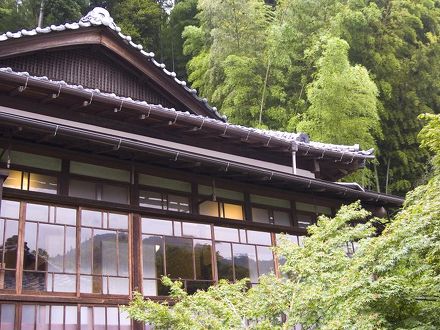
<box><xmin>1</xmin><ymin>0</ymin><xmax>439</xmax><ymax>195</ymax></box>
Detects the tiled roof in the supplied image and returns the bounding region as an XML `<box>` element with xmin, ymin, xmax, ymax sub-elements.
<box><xmin>0</xmin><ymin>67</ymin><xmax>374</xmax><ymax>159</ymax></box>
<box><xmin>0</xmin><ymin>7</ymin><xmax>225</xmax><ymax>121</ymax></box>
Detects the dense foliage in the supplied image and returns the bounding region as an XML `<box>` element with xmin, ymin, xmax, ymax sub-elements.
<box><xmin>1</xmin><ymin>0</ymin><xmax>439</xmax><ymax>194</ymax></box>
<box><xmin>124</xmin><ymin>114</ymin><xmax>440</xmax><ymax>329</ymax></box>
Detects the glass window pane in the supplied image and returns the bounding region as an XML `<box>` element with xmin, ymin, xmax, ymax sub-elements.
<box><xmin>233</xmin><ymin>244</ymin><xmax>258</xmax><ymax>282</ymax></box>
<box><xmin>55</xmin><ymin>207</ymin><xmax>76</xmax><ymax>225</ymax></box>
<box><xmin>23</xmin><ymin>222</ymin><xmax>37</xmax><ymax>271</ymax></box>
<box><xmin>35</xmin><ymin>305</ymin><xmax>50</xmax><ymax>330</ymax></box>
<box><xmin>3</xmin><ymin>170</ymin><xmax>22</xmax><ymax>190</ymax></box>
<box><xmin>173</xmin><ymin>221</ymin><xmax>182</xmax><ymax>236</ymax></box>
<box><xmin>4</xmin><ymin>219</ymin><xmax>19</xmax><ymax>270</ymax></box>
<box><xmin>182</xmin><ymin>222</ymin><xmax>211</xmax><ymax>239</ymax></box>
<box><xmin>251</xmin><ymin>195</ymin><xmax>290</xmax><ymax>208</ymax></box>
<box><xmin>21</xmin><ymin>305</ymin><xmax>36</xmax><ymax>330</ymax></box>
<box><xmin>194</xmin><ymin>240</ymin><xmax>212</xmax><ymax>280</ymax></box>
<box><xmin>142</xmin><ymin>218</ymin><xmax>173</xmax><ymax>235</ymax></box>
<box><xmin>81</xmin><ymin>210</ymin><xmax>102</xmax><ymax>228</ymax></box>
<box><xmin>28</xmin><ymin>173</ymin><xmax>57</xmax><ymax>194</ymax></box>
<box><xmin>139</xmin><ymin>191</ymin><xmax>164</xmax><ymax>209</ymax></box>
<box><xmin>93</xmin><ymin>230</ymin><xmax>117</xmax><ymax>276</ymax></box>
<box><xmin>215</xmin><ymin>242</ymin><xmax>233</xmax><ymax>281</ymax></box>
<box><xmin>118</xmin><ymin>232</ymin><xmax>129</xmax><ymax>276</ymax></box>
<box><xmin>69</xmin><ymin>179</ymin><xmax>96</xmax><ymax>200</ymax></box>
<box><xmin>80</xmin><ymin>228</ymin><xmax>92</xmax><ymax>274</ymax></box>
<box><xmin>64</xmin><ymin>227</ymin><xmax>77</xmax><ymax>273</ymax></box>
<box><xmin>108</xmin><ymin>277</ymin><xmax>129</xmax><ymax>295</ymax></box>
<box><xmin>142</xmin><ymin>235</ymin><xmax>164</xmax><ymax>279</ymax></box>
<box><xmin>274</xmin><ymin>210</ymin><xmax>291</xmax><ymax>227</ymax></box>
<box><xmin>199</xmin><ymin>201</ymin><xmax>219</xmax><ymax>218</ymax></box>
<box><xmin>247</xmin><ymin>230</ymin><xmax>272</xmax><ymax>246</ymax></box>
<box><xmin>108</xmin><ymin>213</ymin><xmax>128</xmax><ymax>230</ymax></box>
<box><xmin>37</xmin><ymin>224</ymin><xmax>64</xmax><ymax>272</ymax></box>
<box><xmin>51</xmin><ymin>306</ymin><xmax>64</xmax><ymax>328</ymax></box>
<box><xmin>252</xmin><ymin>207</ymin><xmax>270</xmax><ymax>223</ymax></box>
<box><xmin>53</xmin><ymin>274</ymin><xmax>76</xmax><ymax>292</ymax></box>
<box><xmin>223</xmin><ymin>203</ymin><xmax>243</xmax><ymax>220</ymax></box>
<box><xmin>107</xmin><ymin>307</ymin><xmax>119</xmax><ymax>326</ymax></box>
<box><xmin>0</xmin><ymin>304</ymin><xmax>15</xmax><ymax>330</ymax></box>
<box><xmin>0</xmin><ymin>200</ymin><xmax>20</xmax><ymax>219</ymax></box>
<box><xmin>143</xmin><ymin>279</ymin><xmax>167</xmax><ymax>296</ymax></box>
<box><xmin>65</xmin><ymin>306</ymin><xmax>77</xmax><ymax>330</ymax></box>
<box><xmin>168</xmin><ymin>195</ymin><xmax>190</xmax><ymax>213</ymax></box>
<box><xmin>139</xmin><ymin>174</ymin><xmax>191</xmax><ymax>192</ymax></box>
<box><xmin>165</xmin><ymin>237</ymin><xmax>193</xmax><ymax>279</ymax></box>
<box><xmin>80</xmin><ymin>306</ymin><xmax>91</xmax><ymax>329</ymax></box>
<box><xmin>93</xmin><ymin>307</ymin><xmax>106</xmax><ymax>328</ymax></box>
<box><xmin>297</xmin><ymin>214</ymin><xmax>314</xmax><ymax>229</ymax></box>
<box><xmin>317</xmin><ymin>205</ymin><xmax>332</xmax><ymax>215</ymax></box>
<box><xmin>70</xmin><ymin>161</ymin><xmax>130</xmax><ymax>182</ymax></box>
<box><xmin>102</xmin><ymin>184</ymin><xmax>129</xmax><ymax>204</ymax></box>
<box><xmin>26</xmin><ymin>203</ymin><xmax>49</xmax><ymax>222</ymax></box>
<box><xmin>257</xmin><ymin>246</ymin><xmax>274</xmax><ymax>276</ymax></box>
<box><xmin>214</xmin><ymin>227</ymin><xmax>239</xmax><ymax>242</ymax></box>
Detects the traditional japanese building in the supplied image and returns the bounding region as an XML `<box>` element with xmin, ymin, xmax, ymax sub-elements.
<box><xmin>0</xmin><ymin>8</ymin><xmax>403</xmax><ymax>329</ymax></box>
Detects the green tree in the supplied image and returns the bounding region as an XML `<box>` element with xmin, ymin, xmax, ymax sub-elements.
<box><xmin>110</xmin><ymin>0</ymin><xmax>164</xmax><ymax>54</ymax></box>
<box><xmin>297</xmin><ymin>37</ymin><xmax>380</xmax><ymax>150</ymax></box>
<box><xmin>160</xmin><ymin>0</ymin><xmax>199</xmax><ymax>79</ymax></box>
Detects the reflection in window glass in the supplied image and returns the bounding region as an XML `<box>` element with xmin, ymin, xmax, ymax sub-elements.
<box><xmin>0</xmin><ymin>200</ymin><xmax>20</xmax><ymax>219</ymax></box>
<box><xmin>273</xmin><ymin>210</ymin><xmax>291</xmax><ymax>227</ymax></box>
<box><xmin>194</xmin><ymin>240</ymin><xmax>212</xmax><ymax>280</ymax></box>
<box><xmin>22</xmin><ymin>219</ymin><xmax>77</xmax><ymax>293</ymax></box>
<box><xmin>222</xmin><ymin>203</ymin><xmax>244</xmax><ymax>220</ymax></box>
<box><xmin>233</xmin><ymin>244</ymin><xmax>258</xmax><ymax>283</ymax></box>
<box><xmin>3</xmin><ymin>170</ymin><xmax>22</xmax><ymax>190</ymax></box>
<box><xmin>182</xmin><ymin>222</ymin><xmax>211</xmax><ymax>239</ymax></box>
<box><xmin>257</xmin><ymin>246</ymin><xmax>274</xmax><ymax>275</ymax></box>
<box><xmin>165</xmin><ymin>237</ymin><xmax>193</xmax><ymax>279</ymax></box>
<box><xmin>139</xmin><ymin>191</ymin><xmax>163</xmax><ymax>209</ymax></box>
<box><xmin>215</xmin><ymin>242</ymin><xmax>233</xmax><ymax>281</ymax></box>
<box><xmin>102</xmin><ymin>183</ymin><xmax>129</xmax><ymax>204</ymax></box>
<box><xmin>297</xmin><ymin>213</ymin><xmax>314</xmax><ymax>229</ymax></box>
<box><xmin>29</xmin><ymin>173</ymin><xmax>57</xmax><ymax>194</ymax></box>
<box><xmin>69</xmin><ymin>180</ymin><xmax>129</xmax><ymax>204</ymax></box>
<box><xmin>80</xmin><ymin>210</ymin><xmax>129</xmax><ymax>295</ymax></box>
<box><xmin>168</xmin><ymin>195</ymin><xmax>190</xmax><ymax>213</ymax></box>
<box><xmin>214</xmin><ymin>227</ymin><xmax>239</xmax><ymax>242</ymax></box>
<box><xmin>142</xmin><ymin>218</ymin><xmax>173</xmax><ymax>236</ymax></box>
<box><xmin>247</xmin><ymin>230</ymin><xmax>272</xmax><ymax>246</ymax></box>
<box><xmin>142</xmin><ymin>235</ymin><xmax>164</xmax><ymax>296</ymax></box>
<box><xmin>4</xmin><ymin>171</ymin><xmax>57</xmax><ymax>194</ymax></box>
<box><xmin>199</xmin><ymin>201</ymin><xmax>219</xmax><ymax>217</ymax></box>
<box><xmin>252</xmin><ymin>207</ymin><xmax>270</xmax><ymax>223</ymax></box>
<box><xmin>80</xmin><ymin>306</ymin><xmax>130</xmax><ymax>330</ymax></box>
<box><xmin>69</xmin><ymin>179</ymin><xmax>96</xmax><ymax>200</ymax></box>
<box><xmin>0</xmin><ymin>217</ymin><xmax>18</xmax><ymax>290</ymax></box>
<box><xmin>0</xmin><ymin>304</ymin><xmax>15</xmax><ymax>330</ymax></box>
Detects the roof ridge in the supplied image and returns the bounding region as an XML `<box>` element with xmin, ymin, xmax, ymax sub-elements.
<box><xmin>0</xmin><ymin>7</ymin><xmax>225</xmax><ymax>121</ymax></box>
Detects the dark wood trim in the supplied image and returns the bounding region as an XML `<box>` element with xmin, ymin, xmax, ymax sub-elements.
<box><xmin>0</xmin><ymin>27</ymin><xmax>218</xmax><ymax>119</ymax></box>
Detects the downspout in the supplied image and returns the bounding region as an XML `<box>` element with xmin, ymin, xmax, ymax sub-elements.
<box><xmin>291</xmin><ymin>141</ymin><xmax>298</xmax><ymax>175</ymax></box>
